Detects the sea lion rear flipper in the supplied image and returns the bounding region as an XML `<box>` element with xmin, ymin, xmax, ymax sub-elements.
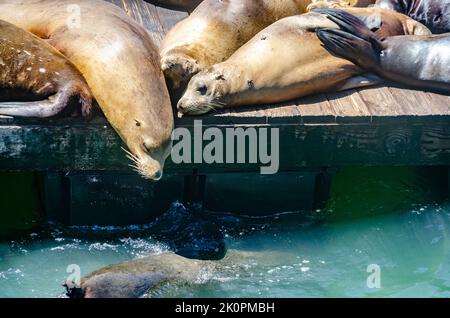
<box><xmin>0</xmin><ymin>83</ymin><xmax>92</xmax><ymax>119</ymax></box>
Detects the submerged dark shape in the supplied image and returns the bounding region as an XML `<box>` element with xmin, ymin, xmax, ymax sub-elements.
<box><xmin>144</xmin><ymin>0</ymin><xmax>202</xmax><ymax>12</ymax></box>
<box><xmin>316</xmin><ymin>8</ymin><xmax>450</xmax><ymax>93</ymax></box>
<box><xmin>0</xmin><ymin>19</ymin><xmax>92</xmax><ymax>118</ymax></box>
<box><xmin>375</xmin><ymin>0</ymin><xmax>450</xmax><ymax>34</ymax></box>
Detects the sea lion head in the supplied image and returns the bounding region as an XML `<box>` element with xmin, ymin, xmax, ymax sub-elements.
<box><xmin>123</xmin><ymin>126</ymin><xmax>172</xmax><ymax>181</ymax></box>
<box><xmin>177</xmin><ymin>65</ymin><xmax>232</xmax><ymax>116</ymax></box>
<box><xmin>161</xmin><ymin>52</ymin><xmax>201</xmax><ymax>90</ymax></box>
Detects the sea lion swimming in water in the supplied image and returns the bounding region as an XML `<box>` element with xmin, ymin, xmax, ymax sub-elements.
<box><xmin>0</xmin><ymin>0</ymin><xmax>174</xmax><ymax>181</ymax></box>
<box><xmin>67</xmin><ymin>252</ymin><xmax>216</xmax><ymax>298</ymax></box>
<box><xmin>143</xmin><ymin>0</ymin><xmax>202</xmax><ymax>12</ymax></box>
<box><xmin>0</xmin><ymin>19</ymin><xmax>92</xmax><ymax>118</ymax></box>
<box><xmin>375</xmin><ymin>0</ymin><xmax>450</xmax><ymax>34</ymax></box>
<box><xmin>177</xmin><ymin>7</ymin><xmax>429</xmax><ymax>116</ymax></box>
<box><xmin>316</xmin><ymin>9</ymin><xmax>450</xmax><ymax>93</ymax></box>
<box><xmin>160</xmin><ymin>0</ymin><xmax>373</xmax><ymax>90</ymax></box>
<box><xmin>66</xmin><ymin>250</ymin><xmax>276</xmax><ymax>298</ymax></box>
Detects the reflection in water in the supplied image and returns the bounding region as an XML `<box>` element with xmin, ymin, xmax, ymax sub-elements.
<box><xmin>0</xmin><ymin>167</ymin><xmax>449</xmax><ymax>298</ymax></box>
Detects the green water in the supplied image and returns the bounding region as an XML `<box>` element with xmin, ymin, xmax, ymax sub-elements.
<box><xmin>0</xmin><ymin>167</ymin><xmax>450</xmax><ymax>298</ymax></box>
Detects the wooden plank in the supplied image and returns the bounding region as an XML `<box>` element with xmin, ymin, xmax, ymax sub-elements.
<box><xmin>156</xmin><ymin>6</ymin><xmax>188</xmax><ymax>32</ymax></box>
<box><xmin>259</xmin><ymin>101</ymin><xmax>301</xmax><ymax>124</ymax></box>
<box><xmin>388</xmin><ymin>85</ymin><xmax>446</xmax><ymax>120</ymax></box>
<box><xmin>296</xmin><ymin>94</ymin><xmax>336</xmax><ymax>124</ymax></box>
<box><xmin>188</xmin><ymin>106</ymin><xmax>269</xmax><ymax>125</ymax></box>
<box><xmin>3</xmin><ymin>120</ymin><xmax>450</xmax><ymax>173</ymax></box>
<box><xmin>425</xmin><ymin>91</ymin><xmax>450</xmax><ymax>116</ymax></box>
<box><xmin>325</xmin><ymin>89</ymin><xmax>371</xmax><ymax>123</ymax></box>
<box><xmin>357</xmin><ymin>85</ymin><xmax>406</xmax><ymax>122</ymax></box>
<box><xmin>121</xmin><ymin>0</ymin><xmax>166</xmax><ymax>46</ymax></box>
<box><xmin>106</xmin><ymin>0</ymin><xmax>126</xmax><ymax>10</ymax></box>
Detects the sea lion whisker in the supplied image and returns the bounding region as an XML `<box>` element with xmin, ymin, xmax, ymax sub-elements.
<box><xmin>121</xmin><ymin>146</ymin><xmax>135</xmax><ymax>157</ymax></box>
<box><xmin>126</xmin><ymin>154</ymin><xmax>140</xmax><ymax>164</ymax></box>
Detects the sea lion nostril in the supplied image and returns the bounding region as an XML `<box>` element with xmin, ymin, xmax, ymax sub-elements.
<box><xmin>153</xmin><ymin>170</ymin><xmax>163</xmax><ymax>180</ymax></box>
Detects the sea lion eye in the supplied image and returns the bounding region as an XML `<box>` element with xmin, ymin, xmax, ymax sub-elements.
<box><xmin>197</xmin><ymin>84</ymin><xmax>208</xmax><ymax>95</ymax></box>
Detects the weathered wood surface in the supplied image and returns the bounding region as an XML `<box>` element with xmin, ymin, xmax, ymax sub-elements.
<box><xmin>0</xmin><ymin>0</ymin><xmax>450</xmax><ymax>173</ymax></box>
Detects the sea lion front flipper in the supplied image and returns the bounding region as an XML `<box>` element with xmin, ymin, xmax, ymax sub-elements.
<box><xmin>316</xmin><ymin>27</ymin><xmax>380</xmax><ymax>71</ymax></box>
<box><xmin>336</xmin><ymin>73</ymin><xmax>383</xmax><ymax>91</ymax></box>
<box><xmin>314</xmin><ymin>8</ymin><xmax>383</xmax><ymax>50</ymax></box>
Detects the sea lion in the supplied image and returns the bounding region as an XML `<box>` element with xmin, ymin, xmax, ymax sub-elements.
<box><xmin>0</xmin><ymin>0</ymin><xmax>174</xmax><ymax>181</ymax></box>
<box><xmin>0</xmin><ymin>19</ymin><xmax>92</xmax><ymax>118</ymax></box>
<box><xmin>316</xmin><ymin>9</ymin><xmax>450</xmax><ymax>93</ymax></box>
<box><xmin>375</xmin><ymin>0</ymin><xmax>450</xmax><ymax>34</ymax></box>
<box><xmin>177</xmin><ymin>7</ymin><xmax>429</xmax><ymax>116</ymax></box>
<box><xmin>66</xmin><ymin>250</ymin><xmax>269</xmax><ymax>298</ymax></box>
<box><xmin>68</xmin><ymin>252</ymin><xmax>216</xmax><ymax>298</ymax></box>
<box><xmin>144</xmin><ymin>0</ymin><xmax>202</xmax><ymax>12</ymax></box>
<box><xmin>160</xmin><ymin>0</ymin><xmax>373</xmax><ymax>89</ymax></box>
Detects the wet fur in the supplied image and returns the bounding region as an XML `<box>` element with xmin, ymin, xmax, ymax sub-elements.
<box><xmin>317</xmin><ymin>8</ymin><xmax>450</xmax><ymax>92</ymax></box>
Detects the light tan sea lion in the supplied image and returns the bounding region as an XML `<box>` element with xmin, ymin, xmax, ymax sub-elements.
<box><xmin>0</xmin><ymin>0</ymin><xmax>174</xmax><ymax>181</ymax></box>
<box><xmin>160</xmin><ymin>0</ymin><xmax>374</xmax><ymax>89</ymax></box>
<box><xmin>177</xmin><ymin>7</ymin><xmax>430</xmax><ymax>115</ymax></box>
<box><xmin>0</xmin><ymin>19</ymin><xmax>92</xmax><ymax>118</ymax></box>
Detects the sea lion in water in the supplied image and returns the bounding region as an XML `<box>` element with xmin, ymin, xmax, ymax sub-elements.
<box><xmin>0</xmin><ymin>19</ymin><xmax>92</xmax><ymax>118</ymax></box>
<box><xmin>160</xmin><ymin>0</ymin><xmax>374</xmax><ymax>89</ymax></box>
<box><xmin>375</xmin><ymin>0</ymin><xmax>450</xmax><ymax>34</ymax></box>
<box><xmin>177</xmin><ymin>7</ymin><xmax>429</xmax><ymax>116</ymax></box>
<box><xmin>0</xmin><ymin>0</ymin><xmax>173</xmax><ymax>181</ymax></box>
<box><xmin>144</xmin><ymin>0</ymin><xmax>202</xmax><ymax>12</ymax></box>
<box><xmin>66</xmin><ymin>250</ymin><xmax>271</xmax><ymax>298</ymax></box>
<box><xmin>316</xmin><ymin>9</ymin><xmax>450</xmax><ymax>93</ymax></box>
<box><xmin>68</xmin><ymin>252</ymin><xmax>216</xmax><ymax>298</ymax></box>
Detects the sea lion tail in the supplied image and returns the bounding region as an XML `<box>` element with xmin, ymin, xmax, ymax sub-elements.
<box><xmin>314</xmin><ymin>9</ymin><xmax>383</xmax><ymax>70</ymax></box>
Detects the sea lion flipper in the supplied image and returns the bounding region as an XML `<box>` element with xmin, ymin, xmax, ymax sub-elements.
<box><xmin>0</xmin><ymin>83</ymin><xmax>92</xmax><ymax>118</ymax></box>
<box><xmin>316</xmin><ymin>27</ymin><xmax>379</xmax><ymax>68</ymax></box>
<box><xmin>314</xmin><ymin>8</ymin><xmax>383</xmax><ymax>51</ymax></box>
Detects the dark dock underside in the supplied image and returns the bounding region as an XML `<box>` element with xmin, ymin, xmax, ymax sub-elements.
<box><xmin>1</xmin><ymin>1</ymin><xmax>450</xmax><ymax>224</ymax></box>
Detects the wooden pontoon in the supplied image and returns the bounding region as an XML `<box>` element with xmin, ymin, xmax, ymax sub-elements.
<box><xmin>1</xmin><ymin>0</ymin><xmax>449</xmax><ymax>225</ymax></box>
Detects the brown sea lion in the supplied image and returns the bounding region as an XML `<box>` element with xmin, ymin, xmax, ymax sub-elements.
<box><xmin>375</xmin><ymin>0</ymin><xmax>450</xmax><ymax>34</ymax></box>
<box><xmin>143</xmin><ymin>0</ymin><xmax>202</xmax><ymax>12</ymax></box>
<box><xmin>0</xmin><ymin>19</ymin><xmax>92</xmax><ymax>118</ymax></box>
<box><xmin>176</xmin><ymin>7</ymin><xmax>429</xmax><ymax>116</ymax></box>
<box><xmin>66</xmin><ymin>250</ymin><xmax>271</xmax><ymax>298</ymax></box>
<box><xmin>69</xmin><ymin>252</ymin><xmax>215</xmax><ymax>298</ymax></box>
<box><xmin>0</xmin><ymin>0</ymin><xmax>173</xmax><ymax>181</ymax></box>
<box><xmin>160</xmin><ymin>0</ymin><xmax>374</xmax><ymax>90</ymax></box>
<box><xmin>316</xmin><ymin>9</ymin><xmax>450</xmax><ymax>92</ymax></box>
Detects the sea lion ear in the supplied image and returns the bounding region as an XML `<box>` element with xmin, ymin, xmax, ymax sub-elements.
<box><xmin>358</xmin><ymin>13</ymin><xmax>382</xmax><ymax>32</ymax></box>
<box><xmin>405</xmin><ymin>19</ymin><xmax>432</xmax><ymax>36</ymax></box>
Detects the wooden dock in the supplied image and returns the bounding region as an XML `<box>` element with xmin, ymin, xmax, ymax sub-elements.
<box><xmin>1</xmin><ymin>0</ymin><xmax>450</xmax><ymax>225</ymax></box>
